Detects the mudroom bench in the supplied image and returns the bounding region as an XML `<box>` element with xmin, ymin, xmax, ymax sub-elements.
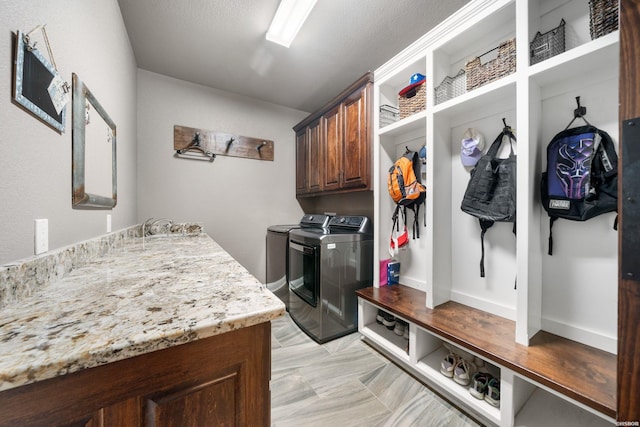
<box><xmin>356</xmin><ymin>285</ymin><xmax>616</xmax><ymax>427</ymax></box>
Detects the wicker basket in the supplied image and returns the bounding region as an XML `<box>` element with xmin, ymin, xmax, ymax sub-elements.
<box><xmin>434</xmin><ymin>69</ymin><xmax>466</xmax><ymax>105</ymax></box>
<box><xmin>465</xmin><ymin>38</ymin><xmax>516</xmax><ymax>92</ymax></box>
<box><xmin>398</xmin><ymin>83</ymin><xmax>426</xmax><ymax>119</ymax></box>
<box><xmin>589</xmin><ymin>0</ymin><xmax>618</xmax><ymax>40</ymax></box>
<box><xmin>530</xmin><ymin>19</ymin><xmax>566</xmax><ymax>65</ymax></box>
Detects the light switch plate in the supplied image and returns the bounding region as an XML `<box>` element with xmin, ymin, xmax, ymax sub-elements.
<box><xmin>34</xmin><ymin>219</ymin><xmax>48</xmax><ymax>255</ymax></box>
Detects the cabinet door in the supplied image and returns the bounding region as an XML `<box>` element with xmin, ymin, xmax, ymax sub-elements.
<box><xmin>342</xmin><ymin>84</ymin><xmax>370</xmax><ymax>189</ymax></box>
<box><xmin>295</xmin><ymin>129</ymin><xmax>308</xmax><ymax>195</ymax></box>
<box><xmin>323</xmin><ymin>104</ymin><xmax>343</xmax><ymax>191</ymax></box>
<box><xmin>307</xmin><ymin>118</ymin><xmax>323</xmax><ymax>193</ymax></box>
<box><xmin>146</xmin><ymin>367</ymin><xmax>241</xmax><ymax>426</ymax></box>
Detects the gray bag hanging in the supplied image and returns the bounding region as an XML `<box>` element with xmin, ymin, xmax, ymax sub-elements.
<box><xmin>460</xmin><ymin>121</ymin><xmax>516</xmax><ymax>277</ymax></box>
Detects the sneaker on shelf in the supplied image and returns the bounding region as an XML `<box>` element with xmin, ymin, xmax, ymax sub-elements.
<box><xmin>443</xmin><ymin>341</ymin><xmax>474</xmax><ymax>362</ymax></box>
<box><xmin>376</xmin><ymin>309</ymin><xmax>385</xmax><ymax>324</ymax></box>
<box><xmin>440</xmin><ymin>353</ymin><xmax>459</xmax><ymax>378</ymax></box>
<box><xmin>393</xmin><ymin>319</ymin><xmax>407</xmax><ymax>336</ymax></box>
<box><xmin>484</xmin><ymin>377</ymin><xmax>501</xmax><ymax>407</ymax></box>
<box><xmin>382</xmin><ymin>312</ymin><xmax>396</xmax><ymax>330</ymax></box>
<box><xmin>474</xmin><ymin>356</ymin><xmax>490</xmax><ymax>373</ymax></box>
<box><xmin>469</xmin><ymin>372</ymin><xmax>492</xmax><ymax>399</ymax></box>
<box><xmin>453</xmin><ymin>358</ymin><xmax>476</xmax><ymax>386</ymax></box>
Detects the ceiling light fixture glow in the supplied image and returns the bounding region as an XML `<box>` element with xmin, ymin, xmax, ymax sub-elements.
<box><xmin>266</xmin><ymin>0</ymin><xmax>317</xmax><ymax>48</ymax></box>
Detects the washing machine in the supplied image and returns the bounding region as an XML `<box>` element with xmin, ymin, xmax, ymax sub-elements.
<box><xmin>266</xmin><ymin>224</ymin><xmax>300</xmax><ymax>310</ymax></box>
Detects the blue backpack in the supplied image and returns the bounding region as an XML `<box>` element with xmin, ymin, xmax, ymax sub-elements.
<box><xmin>540</xmin><ymin>124</ymin><xmax>618</xmax><ymax>254</ymax></box>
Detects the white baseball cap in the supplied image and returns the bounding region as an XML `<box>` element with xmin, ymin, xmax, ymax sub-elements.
<box><xmin>461</xmin><ymin>128</ymin><xmax>485</xmax><ymax>166</ymax></box>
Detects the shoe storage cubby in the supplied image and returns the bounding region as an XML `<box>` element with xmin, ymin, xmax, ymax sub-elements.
<box><xmin>510</xmin><ymin>374</ymin><xmax>613</xmax><ymax>427</ymax></box>
<box><xmin>358</xmin><ymin>304</ymin><xmax>410</xmax><ymax>363</ymax></box>
<box><xmin>413</xmin><ymin>328</ymin><xmax>503</xmax><ymax>425</ymax></box>
<box><xmin>357</xmin><ymin>286</ymin><xmax>617</xmax><ymax>426</ymax></box>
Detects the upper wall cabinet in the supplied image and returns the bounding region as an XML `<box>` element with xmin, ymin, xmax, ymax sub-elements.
<box><xmin>293</xmin><ymin>73</ymin><xmax>373</xmax><ymax>197</ymax></box>
<box><xmin>295</xmin><ymin>118</ymin><xmax>322</xmax><ymax>195</ymax></box>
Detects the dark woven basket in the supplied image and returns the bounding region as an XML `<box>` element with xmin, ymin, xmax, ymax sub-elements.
<box><xmin>589</xmin><ymin>0</ymin><xmax>619</xmax><ymax>39</ymax></box>
<box><xmin>465</xmin><ymin>38</ymin><xmax>516</xmax><ymax>91</ymax></box>
<box><xmin>530</xmin><ymin>19</ymin><xmax>566</xmax><ymax>65</ymax></box>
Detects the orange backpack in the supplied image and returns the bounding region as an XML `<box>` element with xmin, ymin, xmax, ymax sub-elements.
<box><xmin>388</xmin><ymin>151</ymin><xmax>426</xmax><ymax>247</ymax></box>
<box><xmin>388</xmin><ymin>151</ymin><xmax>425</xmax><ymax>205</ymax></box>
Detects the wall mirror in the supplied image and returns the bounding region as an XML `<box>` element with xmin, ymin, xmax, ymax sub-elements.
<box><xmin>72</xmin><ymin>73</ymin><xmax>117</xmax><ymax>209</ymax></box>
<box><xmin>12</xmin><ymin>30</ymin><xmax>66</xmax><ymax>133</ymax></box>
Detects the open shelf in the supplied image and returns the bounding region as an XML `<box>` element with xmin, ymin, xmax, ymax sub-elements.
<box><xmin>528</xmin><ymin>30</ymin><xmax>619</xmax><ymax>87</ymax></box>
<box><xmin>432</xmin><ymin>75</ymin><xmax>517</xmax><ymax>126</ymax></box>
<box><xmin>359</xmin><ymin>319</ymin><xmax>409</xmax><ymax>363</ymax></box>
<box><xmin>414</xmin><ymin>344</ymin><xmax>502</xmax><ymax>425</ymax></box>
<box><xmin>379</xmin><ymin>110</ymin><xmax>427</xmax><ymax>138</ymax></box>
<box><xmin>515</xmin><ymin>387</ymin><xmax>613</xmax><ymax>427</ymax></box>
<box><xmin>356</xmin><ymin>285</ymin><xmax>616</xmax><ymax>420</ymax></box>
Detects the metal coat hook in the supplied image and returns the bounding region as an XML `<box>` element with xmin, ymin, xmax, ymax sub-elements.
<box><xmin>175</xmin><ymin>132</ymin><xmax>215</xmax><ymax>161</ymax></box>
<box><xmin>502</xmin><ymin>117</ymin><xmax>513</xmax><ymax>133</ymax></box>
<box><xmin>226</xmin><ymin>137</ymin><xmax>235</xmax><ymax>151</ymax></box>
<box><xmin>257</xmin><ymin>141</ymin><xmax>267</xmax><ymax>153</ymax></box>
<box><xmin>574</xmin><ymin>96</ymin><xmax>587</xmax><ymax>118</ymax></box>
<box><xmin>565</xmin><ymin>96</ymin><xmax>591</xmax><ymax>129</ymax></box>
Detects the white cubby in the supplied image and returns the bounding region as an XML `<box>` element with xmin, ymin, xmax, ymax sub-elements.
<box><xmin>358</xmin><ymin>296</ymin><xmax>616</xmax><ymax>427</ymax></box>
<box><xmin>368</xmin><ymin>0</ymin><xmax>619</xmax><ymax>424</ymax></box>
<box><xmin>358</xmin><ymin>299</ymin><xmax>410</xmax><ymax>362</ymax></box>
<box><xmin>512</xmin><ymin>374</ymin><xmax>614</xmax><ymax>427</ymax></box>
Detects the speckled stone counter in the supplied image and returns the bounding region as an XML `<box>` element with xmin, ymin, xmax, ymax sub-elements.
<box><xmin>0</xmin><ymin>228</ymin><xmax>285</xmax><ymax>393</ymax></box>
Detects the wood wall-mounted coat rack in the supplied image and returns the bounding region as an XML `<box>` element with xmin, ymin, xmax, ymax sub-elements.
<box><xmin>174</xmin><ymin>125</ymin><xmax>274</xmax><ymax>162</ymax></box>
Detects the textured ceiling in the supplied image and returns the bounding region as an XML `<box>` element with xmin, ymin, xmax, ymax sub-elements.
<box><xmin>117</xmin><ymin>0</ymin><xmax>469</xmax><ymax>113</ymax></box>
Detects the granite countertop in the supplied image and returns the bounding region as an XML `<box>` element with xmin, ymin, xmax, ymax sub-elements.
<box><xmin>0</xmin><ymin>232</ymin><xmax>285</xmax><ymax>393</ymax></box>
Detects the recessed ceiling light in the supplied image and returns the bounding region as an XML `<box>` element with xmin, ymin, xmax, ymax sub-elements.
<box><xmin>266</xmin><ymin>0</ymin><xmax>317</xmax><ymax>48</ymax></box>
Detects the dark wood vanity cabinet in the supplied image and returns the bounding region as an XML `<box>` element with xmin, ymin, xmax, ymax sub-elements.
<box><xmin>294</xmin><ymin>72</ymin><xmax>372</xmax><ymax>197</ymax></box>
<box><xmin>0</xmin><ymin>323</ymin><xmax>271</xmax><ymax>427</ymax></box>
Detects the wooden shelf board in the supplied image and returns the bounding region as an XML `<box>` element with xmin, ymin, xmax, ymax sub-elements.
<box><xmin>356</xmin><ymin>284</ymin><xmax>616</xmax><ymax>419</ymax></box>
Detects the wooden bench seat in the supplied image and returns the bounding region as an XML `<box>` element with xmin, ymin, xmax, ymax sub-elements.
<box><xmin>356</xmin><ymin>285</ymin><xmax>616</xmax><ymax>419</ymax></box>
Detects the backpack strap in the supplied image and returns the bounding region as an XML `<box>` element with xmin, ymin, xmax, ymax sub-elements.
<box><xmin>479</xmin><ymin>219</ymin><xmax>494</xmax><ymax>277</ymax></box>
<box><xmin>390</xmin><ymin>204</ymin><xmax>401</xmax><ymax>257</ymax></box>
<box><xmin>391</xmin><ymin>204</ymin><xmax>401</xmax><ymax>232</ymax></box>
<box><xmin>412</xmin><ymin>204</ymin><xmax>420</xmax><ymax>239</ymax></box>
<box><xmin>548</xmin><ymin>216</ymin><xmax>558</xmax><ymax>255</ymax></box>
<box><xmin>395</xmin><ymin>164</ymin><xmax>407</xmax><ymax>199</ymax></box>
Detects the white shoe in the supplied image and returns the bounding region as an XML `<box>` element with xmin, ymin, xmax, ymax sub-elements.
<box><xmin>453</xmin><ymin>358</ymin><xmax>476</xmax><ymax>386</ymax></box>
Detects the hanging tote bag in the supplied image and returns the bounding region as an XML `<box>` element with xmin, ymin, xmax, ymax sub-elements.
<box><xmin>460</xmin><ymin>127</ymin><xmax>517</xmax><ymax>277</ymax></box>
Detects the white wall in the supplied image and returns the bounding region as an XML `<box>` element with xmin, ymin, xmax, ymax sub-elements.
<box><xmin>0</xmin><ymin>0</ymin><xmax>138</xmax><ymax>265</ymax></box>
<box><xmin>136</xmin><ymin>70</ymin><xmax>306</xmax><ymax>282</ymax></box>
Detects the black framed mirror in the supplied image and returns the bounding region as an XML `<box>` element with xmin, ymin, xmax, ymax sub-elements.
<box><xmin>72</xmin><ymin>73</ymin><xmax>117</xmax><ymax>209</ymax></box>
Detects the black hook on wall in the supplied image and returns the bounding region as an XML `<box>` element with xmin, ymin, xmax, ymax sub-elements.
<box><xmin>565</xmin><ymin>96</ymin><xmax>591</xmax><ymax>129</ymax></box>
<box><xmin>175</xmin><ymin>132</ymin><xmax>215</xmax><ymax>161</ymax></box>
<box><xmin>226</xmin><ymin>137</ymin><xmax>235</xmax><ymax>151</ymax></box>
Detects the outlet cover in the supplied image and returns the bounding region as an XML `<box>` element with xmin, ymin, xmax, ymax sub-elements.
<box><xmin>34</xmin><ymin>219</ymin><xmax>48</xmax><ymax>255</ymax></box>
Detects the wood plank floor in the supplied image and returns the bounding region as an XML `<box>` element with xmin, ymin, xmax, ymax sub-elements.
<box><xmin>270</xmin><ymin>313</ymin><xmax>481</xmax><ymax>427</ymax></box>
